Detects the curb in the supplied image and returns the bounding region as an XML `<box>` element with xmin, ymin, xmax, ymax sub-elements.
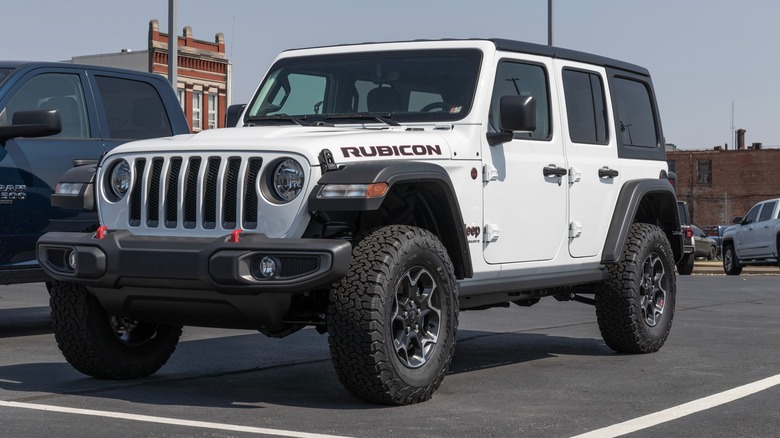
<box><xmin>691</xmin><ymin>260</ymin><xmax>780</xmax><ymax>276</ymax></box>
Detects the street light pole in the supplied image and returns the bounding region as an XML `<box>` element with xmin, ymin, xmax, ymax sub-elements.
<box><xmin>548</xmin><ymin>0</ymin><xmax>554</xmax><ymax>46</ymax></box>
<box><xmin>168</xmin><ymin>0</ymin><xmax>178</xmax><ymax>89</ymax></box>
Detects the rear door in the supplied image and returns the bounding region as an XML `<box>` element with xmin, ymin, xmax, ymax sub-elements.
<box><xmin>556</xmin><ymin>61</ymin><xmax>620</xmax><ymax>258</ymax></box>
<box><xmin>750</xmin><ymin>200</ymin><xmax>777</xmax><ymax>258</ymax></box>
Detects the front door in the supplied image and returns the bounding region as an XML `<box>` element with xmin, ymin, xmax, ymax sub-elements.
<box><xmin>483</xmin><ymin>56</ymin><xmax>567</xmax><ymax>264</ymax></box>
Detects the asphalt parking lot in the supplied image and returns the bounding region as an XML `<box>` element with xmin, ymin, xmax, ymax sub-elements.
<box><xmin>1</xmin><ymin>274</ymin><xmax>779</xmax><ymax>437</ymax></box>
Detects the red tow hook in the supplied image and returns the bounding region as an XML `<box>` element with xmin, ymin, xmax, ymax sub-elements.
<box><xmin>96</xmin><ymin>225</ymin><xmax>108</xmax><ymax>240</ymax></box>
<box><xmin>230</xmin><ymin>229</ymin><xmax>242</xmax><ymax>243</ymax></box>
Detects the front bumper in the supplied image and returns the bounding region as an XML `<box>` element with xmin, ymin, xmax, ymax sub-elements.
<box><xmin>36</xmin><ymin>230</ymin><xmax>352</xmax><ymax>329</ymax></box>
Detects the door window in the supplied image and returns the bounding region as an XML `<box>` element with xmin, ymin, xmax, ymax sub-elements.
<box><xmin>489</xmin><ymin>61</ymin><xmax>550</xmax><ymax>140</ymax></box>
<box><xmin>562</xmin><ymin>69</ymin><xmax>607</xmax><ymax>144</ymax></box>
<box><xmin>0</xmin><ymin>73</ymin><xmax>89</xmax><ymax>138</ymax></box>
<box><xmin>743</xmin><ymin>205</ymin><xmax>761</xmax><ymax>225</ymax></box>
<box><xmin>95</xmin><ymin>75</ymin><xmax>173</xmax><ymax>139</ymax></box>
<box><xmin>758</xmin><ymin>201</ymin><xmax>777</xmax><ymax>222</ymax></box>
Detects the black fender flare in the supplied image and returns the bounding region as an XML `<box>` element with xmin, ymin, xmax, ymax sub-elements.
<box><xmin>601</xmin><ymin>179</ymin><xmax>682</xmax><ymax>264</ymax></box>
<box><xmin>308</xmin><ymin>161</ymin><xmax>472</xmax><ymax>278</ymax></box>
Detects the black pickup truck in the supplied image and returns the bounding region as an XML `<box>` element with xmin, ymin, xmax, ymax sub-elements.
<box><xmin>0</xmin><ymin>62</ymin><xmax>189</xmax><ymax>285</ymax></box>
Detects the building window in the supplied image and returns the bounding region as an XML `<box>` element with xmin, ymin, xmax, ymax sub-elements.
<box><xmin>192</xmin><ymin>91</ymin><xmax>202</xmax><ymax>130</ymax></box>
<box><xmin>177</xmin><ymin>88</ymin><xmax>185</xmax><ymax>112</ymax></box>
<box><xmin>697</xmin><ymin>159</ymin><xmax>712</xmax><ymax>184</ymax></box>
<box><xmin>208</xmin><ymin>93</ymin><xmax>217</xmax><ymax>129</ymax></box>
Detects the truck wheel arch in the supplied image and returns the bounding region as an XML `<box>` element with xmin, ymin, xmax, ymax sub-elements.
<box><xmin>308</xmin><ymin>161</ymin><xmax>472</xmax><ymax>279</ymax></box>
<box><xmin>601</xmin><ymin>179</ymin><xmax>682</xmax><ymax>264</ymax></box>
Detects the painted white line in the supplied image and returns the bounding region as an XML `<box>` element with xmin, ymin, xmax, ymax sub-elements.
<box><xmin>0</xmin><ymin>379</ymin><xmax>22</xmax><ymax>384</ymax></box>
<box><xmin>571</xmin><ymin>374</ymin><xmax>780</xmax><ymax>438</ymax></box>
<box><xmin>0</xmin><ymin>400</ymin><xmax>353</xmax><ymax>438</ymax></box>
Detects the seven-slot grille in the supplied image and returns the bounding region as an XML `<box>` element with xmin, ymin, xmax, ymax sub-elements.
<box><xmin>125</xmin><ymin>155</ymin><xmax>264</xmax><ymax>231</ymax></box>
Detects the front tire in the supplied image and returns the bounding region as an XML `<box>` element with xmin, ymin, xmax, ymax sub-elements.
<box><xmin>596</xmin><ymin>223</ymin><xmax>676</xmax><ymax>353</ymax></box>
<box><xmin>722</xmin><ymin>244</ymin><xmax>742</xmax><ymax>275</ymax></box>
<box><xmin>48</xmin><ymin>281</ymin><xmax>182</xmax><ymax>379</ymax></box>
<box><xmin>328</xmin><ymin>225</ymin><xmax>458</xmax><ymax>405</ymax></box>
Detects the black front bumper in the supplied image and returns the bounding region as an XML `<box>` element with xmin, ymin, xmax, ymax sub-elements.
<box><xmin>36</xmin><ymin>230</ymin><xmax>352</xmax><ymax>329</ymax></box>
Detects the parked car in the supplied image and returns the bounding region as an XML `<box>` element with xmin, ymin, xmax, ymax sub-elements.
<box><xmin>691</xmin><ymin>225</ymin><xmax>717</xmax><ymax>260</ymax></box>
<box><xmin>0</xmin><ymin>61</ymin><xmax>189</xmax><ymax>285</ymax></box>
<box><xmin>705</xmin><ymin>225</ymin><xmax>728</xmax><ymax>259</ymax></box>
<box><xmin>722</xmin><ymin>198</ymin><xmax>780</xmax><ymax>275</ymax></box>
<box><xmin>677</xmin><ymin>201</ymin><xmax>695</xmax><ymax>274</ymax></box>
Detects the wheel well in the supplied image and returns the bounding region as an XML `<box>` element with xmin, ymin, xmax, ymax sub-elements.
<box><xmin>355</xmin><ymin>182</ymin><xmax>468</xmax><ymax>279</ymax></box>
<box><xmin>633</xmin><ymin>192</ymin><xmax>681</xmax><ymax>262</ymax></box>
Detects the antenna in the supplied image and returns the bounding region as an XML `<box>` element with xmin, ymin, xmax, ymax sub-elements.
<box><xmin>548</xmin><ymin>0</ymin><xmax>554</xmax><ymax>46</ymax></box>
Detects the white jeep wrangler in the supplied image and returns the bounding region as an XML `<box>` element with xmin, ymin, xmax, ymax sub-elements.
<box><xmin>38</xmin><ymin>39</ymin><xmax>682</xmax><ymax>405</ymax></box>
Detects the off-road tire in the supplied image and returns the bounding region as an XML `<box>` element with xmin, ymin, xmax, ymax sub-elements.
<box><xmin>595</xmin><ymin>223</ymin><xmax>676</xmax><ymax>353</ymax></box>
<box><xmin>48</xmin><ymin>280</ymin><xmax>182</xmax><ymax>379</ymax></box>
<box><xmin>327</xmin><ymin>225</ymin><xmax>458</xmax><ymax>405</ymax></box>
<box><xmin>722</xmin><ymin>243</ymin><xmax>742</xmax><ymax>275</ymax></box>
<box><xmin>677</xmin><ymin>252</ymin><xmax>694</xmax><ymax>275</ymax></box>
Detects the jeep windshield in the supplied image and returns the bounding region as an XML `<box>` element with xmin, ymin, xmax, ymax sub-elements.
<box><xmin>244</xmin><ymin>49</ymin><xmax>482</xmax><ymax>125</ymax></box>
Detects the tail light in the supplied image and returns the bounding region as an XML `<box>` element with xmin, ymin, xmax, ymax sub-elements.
<box><xmin>685</xmin><ymin>228</ymin><xmax>694</xmax><ymax>239</ymax></box>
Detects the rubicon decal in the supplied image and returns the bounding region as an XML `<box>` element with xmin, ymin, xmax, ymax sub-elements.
<box><xmin>341</xmin><ymin>144</ymin><xmax>442</xmax><ymax>158</ymax></box>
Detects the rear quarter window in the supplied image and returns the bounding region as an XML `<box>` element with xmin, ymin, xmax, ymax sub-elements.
<box><xmin>95</xmin><ymin>75</ymin><xmax>173</xmax><ymax>140</ymax></box>
<box><xmin>612</xmin><ymin>77</ymin><xmax>657</xmax><ymax>148</ymax></box>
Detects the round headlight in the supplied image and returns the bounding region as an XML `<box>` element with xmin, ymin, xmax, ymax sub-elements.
<box><xmin>109</xmin><ymin>160</ymin><xmax>131</xmax><ymax>199</ymax></box>
<box><xmin>272</xmin><ymin>159</ymin><xmax>304</xmax><ymax>202</ymax></box>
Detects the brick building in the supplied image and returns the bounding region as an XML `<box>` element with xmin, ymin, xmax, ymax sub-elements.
<box><xmin>667</xmin><ymin>148</ymin><xmax>780</xmax><ymax>229</ymax></box>
<box><xmin>72</xmin><ymin>19</ymin><xmax>230</xmax><ymax>132</ymax></box>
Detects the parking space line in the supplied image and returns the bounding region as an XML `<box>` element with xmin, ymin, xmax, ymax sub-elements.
<box><xmin>571</xmin><ymin>374</ymin><xmax>780</xmax><ymax>438</ymax></box>
<box><xmin>0</xmin><ymin>400</ymin><xmax>353</xmax><ymax>438</ymax></box>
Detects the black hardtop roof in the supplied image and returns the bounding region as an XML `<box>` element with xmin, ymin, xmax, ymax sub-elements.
<box><xmin>489</xmin><ymin>39</ymin><xmax>649</xmax><ymax>77</ymax></box>
<box><xmin>280</xmin><ymin>38</ymin><xmax>650</xmax><ymax>77</ymax></box>
<box><xmin>0</xmin><ymin>60</ymin><xmax>170</xmax><ymax>80</ymax></box>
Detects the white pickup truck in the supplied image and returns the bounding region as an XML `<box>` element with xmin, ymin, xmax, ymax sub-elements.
<box><xmin>722</xmin><ymin>198</ymin><xmax>780</xmax><ymax>275</ymax></box>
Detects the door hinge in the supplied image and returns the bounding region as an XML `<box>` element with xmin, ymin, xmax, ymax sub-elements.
<box><xmin>483</xmin><ymin>164</ymin><xmax>499</xmax><ymax>183</ymax></box>
<box><xmin>569</xmin><ymin>221</ymin><xmax>583</xmax><ymax>238</ymax></box>
<box><xmin>484</xmin><ymin>223</ymin><xmax>500</xmax><ymax>242</ymax></box>
<box><xmin>568</xmin><ymin>167</ymin><xmax>581</xmax><ymax>184</ymax></box>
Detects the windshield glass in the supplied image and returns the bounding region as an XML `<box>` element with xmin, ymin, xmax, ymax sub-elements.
<box><xmin>245</xmin><ymin>49</ymin><xmax>482</xmax><ymax>124</ymax></box>
<box><xmin>0</xmin><ymin>68</ymin><xmax>13</xmax><ymax>85</ymax></box>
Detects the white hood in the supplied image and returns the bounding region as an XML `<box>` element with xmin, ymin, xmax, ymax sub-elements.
<box><xmin>106</xmin><ymin>125</ymin><xmax>456</xmax><ymax>167</ymax></box>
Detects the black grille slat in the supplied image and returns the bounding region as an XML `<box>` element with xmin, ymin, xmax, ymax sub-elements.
<box><xmin>129</xmin><ymin>159</ymin><xmax>146</xmax><ymax>226</ymax></box>
<box><xmin>123</xmin><ymin>155</ymin><xmax>265</xmax><ymax>231</ymax></box>
<box><xmin>243</xmin><ymin>158</ymin><xmax>262</xmax><ymax>228</ymax></box>
<box><xmin>203</xmin><ymin>157</ymin><xmax>221</xmax><ymax>229</ymax></box>
<box><xmin>223</xmin><ymin>158</ymin><xmax>241</xmax><ymax>228</ymax></box>
<box><xmin>165</xmin><ymin>158</ymin><xmax>182</xmax><ymax>228</ymax></box>
<box><xmin>184</xmin><ymin>157</ymin><xmax>202</xmax><ymax>228</ymax></box>
<box><xmin>147</xmin><ymin>158</ymin><xmax>163</xmax><ymax>227</ymax></box>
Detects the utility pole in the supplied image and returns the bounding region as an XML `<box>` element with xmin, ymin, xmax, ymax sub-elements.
<box><xmin>548</xmin><ymin>0</ymin><xmax>554</xmax><ymax>46</ymax></box>
<box><xmin>168</xmin><ymin>0</ymin><xmax>178</xmax><ymax>89</ymax></box>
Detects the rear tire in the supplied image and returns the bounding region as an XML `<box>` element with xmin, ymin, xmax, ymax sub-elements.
<box><xmin>677</xmin><ymin>252</ymin><xmax>694</xmax><ymax>275</ymax></box>
<box><xmin>327</xmin><ymin>225</ymin><xmax>458</xmax><ymax>405</ymax></box>
<box><xmin>707</xmin><ymin>246</ymin><xmax>716</xmax><ymax>261</ymax></box>
<box><xmin>722</xmin><ymin>244</ymin><xmax>742</xmax><ymax>275</ymax></box>
<box><xmin>48</xmin><ymin>281</ymin><xmax>182</xmax><ymax>379</ymax></box>
<box><xmin>596</xmin><ymin>223</ymin><xmax>676</xmax><ymax>353</ymax></box>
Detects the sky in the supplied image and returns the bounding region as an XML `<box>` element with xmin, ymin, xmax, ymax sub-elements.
<box><xmin>3</xmin><ymin>0</ymin><xmax>779</xmax><ymax>150</ymax></box>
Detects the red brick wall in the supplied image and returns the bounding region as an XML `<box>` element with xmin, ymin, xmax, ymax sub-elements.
<box><xmin>667</xmin><ymin>149</ymin><xmax>780</xmax><ymax>229</ymax></box>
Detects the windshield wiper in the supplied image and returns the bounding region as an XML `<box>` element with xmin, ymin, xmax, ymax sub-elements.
<box><xmin>321</xmin><ymin>113</ymin><xmax>400</xmax><ymax>127</ymax></box>
<box><xmin>244</xmin><ymin>114</ymin><xmax>312</xmax><ymax>126</ymax></box>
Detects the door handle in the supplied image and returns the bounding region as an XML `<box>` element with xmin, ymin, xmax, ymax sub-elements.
<box><xmin>543</xmin><ymin>165</ymin><xmax>568</xmax><ymax>177</ymax></box>
<box><xmin>598</xmin><ymin>167</ymin><xmax>619</xmax><ymax>178</ymax></box>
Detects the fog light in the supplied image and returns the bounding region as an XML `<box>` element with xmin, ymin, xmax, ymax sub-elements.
<box><xmin>67</xmin><ymin>250</ymin><xmax>77</xmax><ymax>271</ymax></box>
<box><xmin>258</xmin><ymin>256</ymin><xmax>278</xmax><ymax>278</ymax></box>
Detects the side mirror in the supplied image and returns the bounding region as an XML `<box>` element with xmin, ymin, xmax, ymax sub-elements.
<box><xmin>225</xmin><ymin>104</ymin><xmax>247</xmax><ymax>128</ymax></box>
<box><xmin>733</xmin><ymin>216</ymin><xmax>744</xmax><ymax>224</ymax></box>
<box><xmin>0</xmin><ymin>109</ymin><xmax>62</xmax><ymax>140</ymax></box>
<box><xmin>486</xmin><ymin>95</ymin><xmax>537</xmax><ymax>146</ymax></box>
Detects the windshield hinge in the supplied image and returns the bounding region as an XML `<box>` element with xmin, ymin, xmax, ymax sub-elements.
<box><xmin>318</xmin><ymin>149</ymin><xmax>338</xmax><ymax>173</ymax></box>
